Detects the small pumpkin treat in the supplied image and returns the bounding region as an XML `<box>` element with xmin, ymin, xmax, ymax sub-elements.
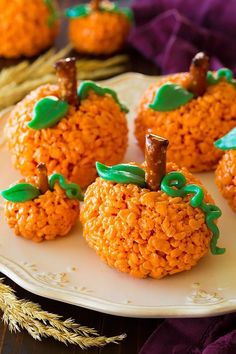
<box><xmin>6</xmin><ymin>57</ymin><xmax>128</xmax><ymax>188</ymax></box>
<box><xmin>0</xmin><ymin>0</ymin><xmax>59</xmax><ymax>58</ymax></box>
<box><xmin>81</xmin><ymin>134</ymin><xmax>225</xmax><ymax>279</ymax></box>
<box><xmin>0</xmin><ymin>164</ymin><xmax>83</xmax><ymax>242</ymax></box>
<box><xmin>65</xmin><ymin>0</ymin><xmax>133</xmax><ymax>55</ymax></box>
<box><xmin>215</xmin><ymin>128</ymin><xmax>236</xmax><ymax>212</ymax></box>
<box><xmin>135</xmin><ymin>52</ymin><xmax>236</xmax><ymax>172</ymax></box>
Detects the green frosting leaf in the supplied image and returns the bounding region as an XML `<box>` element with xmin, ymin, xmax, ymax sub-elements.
<box><xmin>110</xmin><ymin>4</ymin><xmax>134</xmax><ymax>22</ymax></box>
<box><xmin>1</xmin><ymin>183</ymin><xmax>41</xmax><ymax>202</ymax></box>
<box><xmin>161</xmin><ymin>172</ymin><xmax>225</xmax><ymax>255</ymax></box>
<box><xmin>49</xmin><ymin>173</ymin><xmax>84</xmax><ymax>201</ymax></box>
<box><xmin>44</xmin><ymin>0</ymin><xmax>59</xmax><ymax>27</ymax></box>
<box><xmin>214</xmin><ymin>127</ymin><xmax>236</xmax><ymax>150</ymax></box>
<box><xmin>111</xmin><ymin>164</ymin><xmax>145</xmax><ymax>178</ymax></box>
<box><xmin>65</xmin><ymin>4</ymin><xmax>90</xmax><ymax>18</ymax></box>
<box><xmin>96</xmin><ymin>162</ymin><xmax>146</xmax><ymax>187</ymax></box>
<box><xmin>207</xmin><ymin>68</ymin><xmax>236</xmax><ymax>87</ymax></box>
<box><xmin>78</xmin><ymin>81</ymin><xmax>129</xmax><ymax>113</ymax></box>
<box><xmin>28</xmin><ymin>96</ymin><xmax>69</xmax><ymax>130</ymax></box>
<box><xmin>65</xmin><ymin>3</ymin><xmax>134</xmax><ymax>22</ymax></box>
<box><xmin>149</xmin><ymin>83</ymin><xmax>194</xmax><ymax>112</ymax></box>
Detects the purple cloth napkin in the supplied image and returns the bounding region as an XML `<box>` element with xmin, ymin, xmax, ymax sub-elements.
<box><xmin>129</xmin><ymin>0</ymin><xmax>236</xmax><ymax>74</ymax></box>
<box><xmin>139</xmin><ymin>314</ymin><xmax>236</xmax><ymax>354</ymax></box>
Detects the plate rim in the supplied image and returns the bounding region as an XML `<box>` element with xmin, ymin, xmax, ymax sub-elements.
<box><xmin>0</xmin><ymin>72</ymin><xmax>234</xmax><ymax>318</ymax></box>
<box><xmin>1</xmin><ymin>255</ymin><xmax>236</xmax><ymax>318</ymax></box>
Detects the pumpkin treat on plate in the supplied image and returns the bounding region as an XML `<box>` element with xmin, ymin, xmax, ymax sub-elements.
<box><xmin>6</xmin><ymin>57</ymin><xmax>128</xmax><ymax>188</ymax></box>
<box><xmin>0</xmin><ymin>164</ymin><xmax>83</xmax><ymax>242</ymax></box>
<box><xmin>66</xmin><ymin>0</ymin><xmax>133</xmax><ymax>55</ymax></box>
<box><xmin>81</xmin><ymin>134</ymin><xmax>225</xmax><ymax>279</ymax></box>
<box><xmin>0</xmin><ymin>0</ymin><xmax>59</xmax><ymax>58</ymax></box>
<box><xmin>215</xmin><ymin>128</ymin><xmax>236</xmax><ymax>212</ymax></box>
<box><xmin>135</xmin><ymin>52</ymin><xmax>236</xmax><ymax>172</ymax></box>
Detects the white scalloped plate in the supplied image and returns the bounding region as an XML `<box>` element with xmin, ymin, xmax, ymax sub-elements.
<box><xmin>0</xmin><ymin>72</ymin><xmax>236</xmax><ymax>318</ymax></box>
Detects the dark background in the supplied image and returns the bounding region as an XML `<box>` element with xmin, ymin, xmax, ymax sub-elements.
<box><xmin>0</xmin><ymin>1</ymin><xmax>163</xmax><ymax>353</ymax></box>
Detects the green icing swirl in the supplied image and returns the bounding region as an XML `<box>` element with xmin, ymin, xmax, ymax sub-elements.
<box><xmin>65</xmin><ymin>3</ymin><xmax>134</xmax><ymax>22</ymax></box>
<box><xmin>44</xmin><ymin>0</ymin><xmax>59</xmax><ymax>27</ymax></box>
<box><xmin>0</xmin><ymin>174</ymin><xmax>83</xmax><ymax>203</ymax></box>
<box><xmin>207</xmin><ymin>68</ymin><xmax>236</xmax><ymax>87</ymax></box>
<box><xmin>149</xmin><ymin>68</ymin><xmax>236</xmax><ymax>112</ymax></box>
<box><xmin>29</xmin><ymin>81</ymin><xmax>128</xmax><ymax>131</ymax></box>
<box><xmin>161</xmin><ymin>172</ymin><xmax>225</xmax><ymax>256</ymax></box>
<box><xmin>78</xmin><ymin>81</ymin><xmax>129</xmax><ymax>113</ymax></box>
<box><xmin>49</xmin><ymin>173</ymin><xmax>84</xmax><ymax>201</ymax></box>
<box><xmin>96</xmin><ymin>162</ymin><xmax>146</xmax><ymax>187</ymax></box>
<box><xmin>96</xmin><ymin>163</ymin><xmax>224</xmax><ymax>255</ymax></box>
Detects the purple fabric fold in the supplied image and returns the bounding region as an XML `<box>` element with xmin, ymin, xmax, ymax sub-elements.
<box><xmin>130</xmin><ymin>1</ymin><xmax>236</xmax><ymax>352</ymax></box>
<box><xmin>129</xmin><ymin>0</ymin><xmax>236</xmax><ymax>74</ymax></box>
<box><xmin>139</xmin><ymin>314</ymin><xmax>236</xmax><ymax>354</ymax></box>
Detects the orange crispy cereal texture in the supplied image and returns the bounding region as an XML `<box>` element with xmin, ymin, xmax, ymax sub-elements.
<box><xmin>80</xmin><ymin>162</ymin><xmax>214</xmax><ymax>279</ymax></box>
<box><xmin>215</xmin><ymin>150</ymin><xmax>236</xmax><ymax>212</ymax></box>
<box><xmin>6</xmin><ymin>84</ymin><xmax>128</xmax><ymax>188</ymax></box>
<box><xmin>135</xmin><ymin>73</ymin><xmax>236</xmax><ymax>172</ymax></box>
<box><xmin>0</xmin><ymin>0</ymin><xmax>59</xmax><ymax>58</ymax></box>
<box><xmin>4</xmin><ymin>183</ymin><xmax>80</xmax><ymax>242</ymax></box>
<box><xmin>69</xmin><ymin>11</ymin><xmax>131</xmax><ymax>55</ymax></box>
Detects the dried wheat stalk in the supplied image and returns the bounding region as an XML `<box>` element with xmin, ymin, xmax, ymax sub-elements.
<box><xmin>0</xmin><ymin>278</ymin><xmax>126</xmax><ymax>349</ymax></box>
<box><xmin>0</xmin><ymin>46</ymin><xmax>129</xmax><ymax>110</ymax></box>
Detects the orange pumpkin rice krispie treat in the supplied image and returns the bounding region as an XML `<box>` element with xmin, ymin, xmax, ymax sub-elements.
<box><xmin>215</xmin><ymin>128</ymin><xmax>236</xmax><ymax>212</ymax></box>
<box><xmin>0</xmin><ymin>0</ymin><xmax>59</xmax><ymax>58</ymax></box>
<box><xmin>66</xmin><ymin>0</ymin><xmax>133</xmax><ymax>55</ymax></box>
<box><xmin>135</xmin><ymin>52</ymin><xmax>236</xmax><ymax>172</ymax></box>
<box><xmin>6</xmin><ymin>57</ymin><xmax>128</xmax><ymax>188</ymax></box>
<box><xmin>81</xmin><ymin>134</ymin><xmax>225</xmax><ymax>279</ymax></box>
<box><xmin>0</xmin><ymin>164</ymin><xmax>83</xmax><ymax>242</ymax></box>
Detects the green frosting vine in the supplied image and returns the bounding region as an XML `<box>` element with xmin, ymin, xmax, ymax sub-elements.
<box><xmin>160</xmin><ymin>172</ymin><xmax>225</xmax><ymax>255</ymax></box>
<box><xmin>29</xmin><ymin>96</ymin><xmax>69</xmax><ymax>130</ymax></box>
<box><xmin>29</xmin><ymin>81</ymin><xmax>127</xmax><ymax>131</ymax></box>
<box><xmin>207</xmin><ymin>68</ymin><xmax>236</xmax><ymax>87</ymax></box>
<box><xmin>78</xmin><ymin>81</ymin><xmax>129</xmax><ymax>113</ymax></box>
<box><xmin>65</xmin><ymin>3</ymin><xmax>134</xmax><ymax>22</ymax></box>
<box><xmin>44</xmin><ymin>0</ymin><xmax>59</xmax><ymax>27</ymax></box>
<box><xmin>149</xmin><ymin>68</ymin><xmax>236</xmax><ymax>112</ymax></box>
<box><xmin>214</xmin><ymin>127</ymin><xmax>236</xmax><ymax>151</ymax></box>
<box><xmin>1</xmin><ymin>174</ymin><xmax>83</xmax><ymax>203</ymax></box>
<box><xmin>96</xmin><ymin>163</ymin><xmax>224</xmax><ymax>255</ymax></box>
<box><xmin>49</xmin><ymin>174</ymin><xmax>84</xmax><ymax>201</ymax></box>
<box><xmin>149</xmin><ymin>83</ymin><xmax>194</xmax><ymax>112</ymax></box>
<box><xmin>28</xmin><ymin>81</ymin><xmax>129</xmax><ymax>130</ymax></box>
<box><xmin>96</xmin><ymin>162</ymin><xmax>146</xmax><ymax>187</ymax></box>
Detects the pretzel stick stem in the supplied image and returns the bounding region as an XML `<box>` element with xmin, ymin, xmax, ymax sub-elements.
<box><xmin>145</xmin><ymin>134</ymin><xmax>169</xmax><ymax>191</ymax></box>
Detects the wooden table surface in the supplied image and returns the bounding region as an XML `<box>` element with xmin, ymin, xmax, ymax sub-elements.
<box><xmin>0</xmin><ymin>1</ymin><xmax>163</xmax><ymax>353</ymax></box>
